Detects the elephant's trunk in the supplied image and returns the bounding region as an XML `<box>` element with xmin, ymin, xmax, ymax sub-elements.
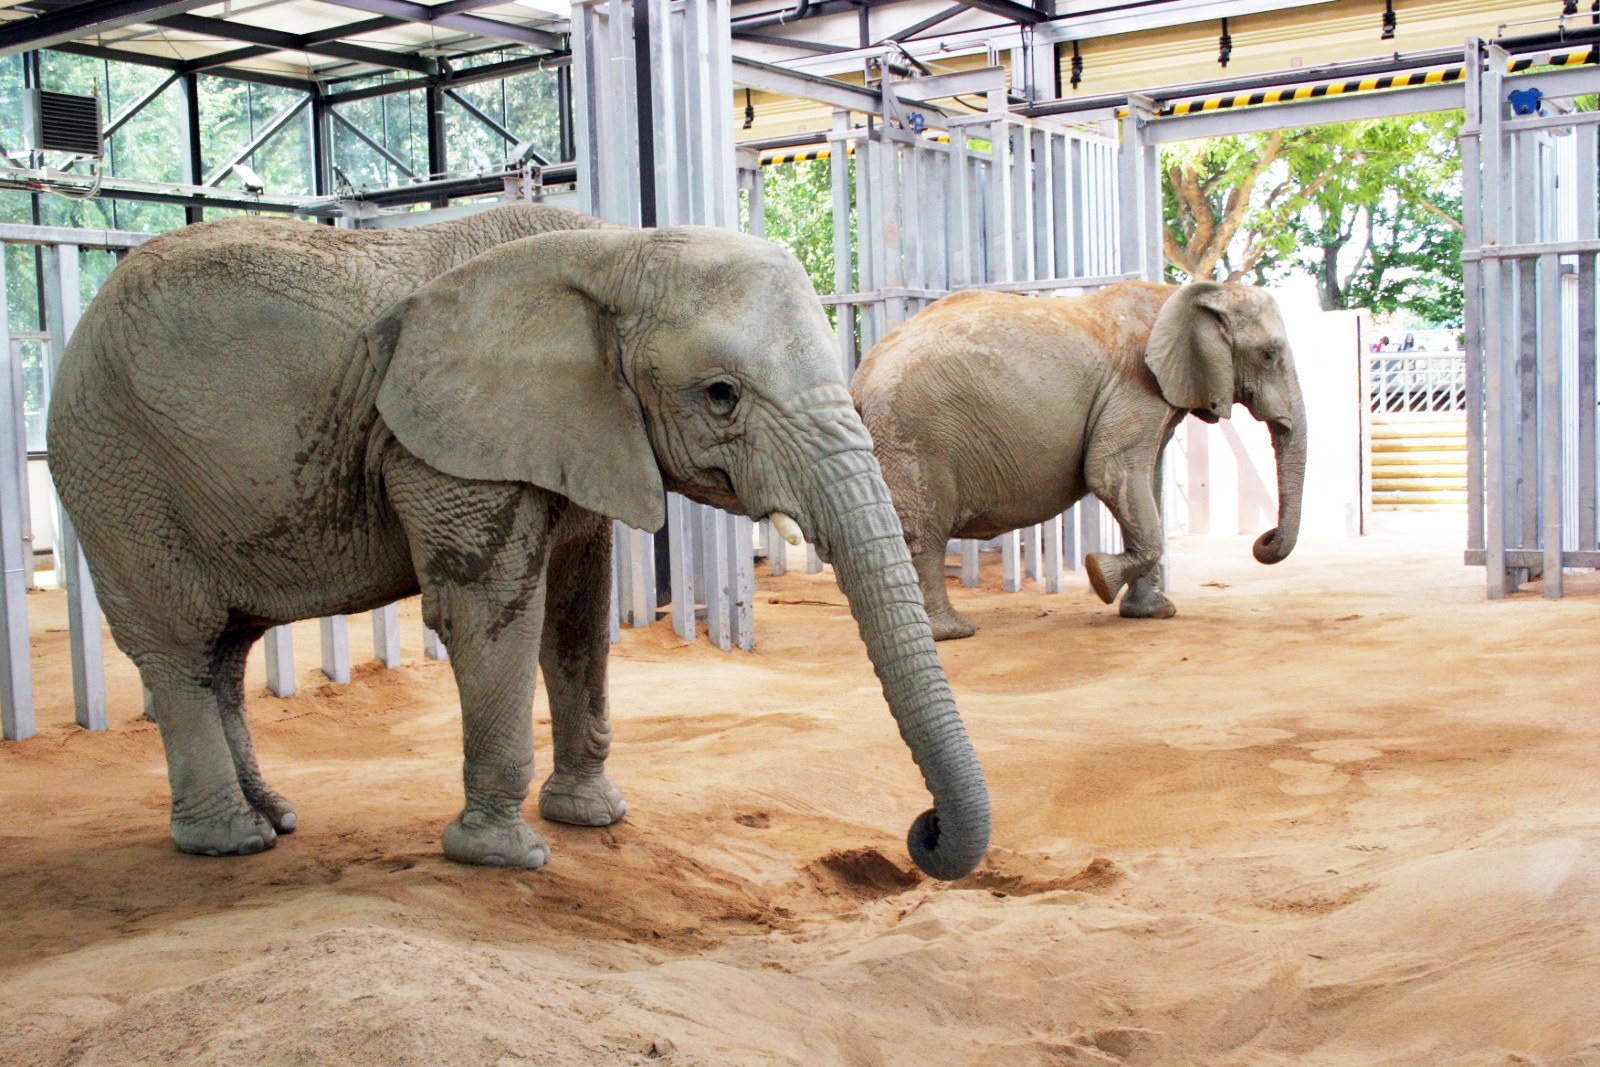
<box><xmin>802</xmin><ymin>447</ymin><xmax>991</xmax><ymax>880</ymax></box>
<box><xmin>1253</xmin><ymin>380</ymin><xmax>1306</xmax><ymax>565</ymax></box>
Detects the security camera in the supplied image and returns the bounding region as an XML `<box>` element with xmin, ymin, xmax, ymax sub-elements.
<box><xmin>231</xmin><ymin>162</ymin><xmax>265</xmax><ymax>194</ymax></box>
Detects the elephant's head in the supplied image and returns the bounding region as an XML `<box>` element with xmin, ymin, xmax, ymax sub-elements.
<box><xmin>1146</xmin><ymin>281</ymin><xmax>1306</xmax><ymax>565</ymax></box>
<box><xmin>366</xmin><ymin>224</ymin><xmax>989</xmax><ymax>879</ymax></box>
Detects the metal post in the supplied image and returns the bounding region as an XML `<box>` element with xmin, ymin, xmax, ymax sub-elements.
<box><xmin>1541</xmin><ymin>250</ymin><xmax>1564</xmax><ymax>594</ymax></box>
<box><xmin>423</xmin><ymin>624</ymin><xmax>449</xmax><ymax>662</ymax></box>
<box><xmin>264</xmin><ymin>625</ymin><xmax>295</xmax><ymax>697</ymax></box>
<box><xmin>310</xmin><ymin>86</ymin><xmax>333</xmax><ymax>199</ymax></box>
<box><xmin>43</xmin><ymin>243</ymin><xmax>106</xmax><ymax>730</ymax></box>
<box><xmin>702</xmin><ymin>507</ymin><xmax>729</xmax><ymax>650</ymax></box>
<box><xmin>371</xmin><ymin>603</ymin><xmax>401</xmax><ymax>668</ymax></box>
<box><xmin>0</xmin><ymin>243</ymin><xmax>34</xmax><ymax>739</ymax></box>
<box><xmin>728</xmin><ymin>513</ymin><xmax>754</xmax><ymax>651</ymax></box>
<box><xmin>1001</xmin><ymin>531</ymin><xmax>1021</xmax><ymax>592</ymax></box>
<box><xmin>668</xmin><ymin>494</ymin><xmax>696</xmax><ymax>640</ymax></box>
<box><xmin>960</xmin><ymin>539</ymin><xmax>979</xmax><ymax>587</ymax></box>
<box><xmin>1480</xmin><ymin>41</ymin><xmax>1509</xmax><ymax>598</ymax></box>
<box><xmin>320</xmin><ymin>615</ymin><xmax>350</xmax><ymax>683</ymax></box>
<box><xmin>179</xmin><ymin>71</ymin><xmax>204</xmax><ymax>225</ymax></box>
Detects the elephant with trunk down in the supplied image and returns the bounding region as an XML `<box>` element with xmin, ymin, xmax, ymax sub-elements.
<box><xmin>47</xmin><ymin>205</ymin><xmax>989</xmax><ymax>879</ymax></box>
<box><xmin>852</xmin><ymin>281</ymin><xmax>1306</xmax><ymax>641</ymax></box>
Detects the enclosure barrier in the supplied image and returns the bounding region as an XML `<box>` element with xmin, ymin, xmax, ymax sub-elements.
<box><xmin>1463</xmin><ymin>40</ymin><xmax>1600</xmax><ymax>597</ymax></box>
<box><xmin>0</xmin><ymin>226</ymin><xmax>433</xmax><ymax>740</ymax></box>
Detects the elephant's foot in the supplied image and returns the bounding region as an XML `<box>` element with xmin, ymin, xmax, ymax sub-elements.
<box><xmin>539</xmin><ymin>772</ymin><xmax>627</xmax><ymax>827</ymax></box>
<box><xmin>1084</xmin><ymin>552</ymin><xmax>1126</xmax><ymax>605</ymax></box>
<box><xmin>1119</xmin><ymin>583</ymin><xmax>1176</xmax><ymax>620</ymax></box>
<box><xmin>241</xmin><ymin>781</ymin><xmax>298</xmax><ymax>833</ymax></box>
<box><xmin>170</xmin><ymin>803</ymin><xmax>278</xmax><ymax>857</ymax></box>
<box><xmin>928</xmin><ymin>609</ymin><xmax>977</xmax><ymax>641</ymax></box>
<box><xmin>442</xmin><ymin>810</ymin><xmax>551</xmax><ymax>869</ymax></box>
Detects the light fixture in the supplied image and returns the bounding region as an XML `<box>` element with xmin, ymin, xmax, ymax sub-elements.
<box><xmin>1381</xmin><ymin>0</ymin><xmax>1396</xmax><ymax>39</ymax></box>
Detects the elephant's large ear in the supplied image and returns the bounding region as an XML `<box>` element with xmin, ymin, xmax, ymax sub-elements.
<box><xmin>368</xmin><ymin>229</ymin><xmax>666</xmax><ymax>532</ymax></box>
<box><xmin>1145</xmin><ymin>281</ymin><xmax>1235</xmax><ymax>420</ymax></box>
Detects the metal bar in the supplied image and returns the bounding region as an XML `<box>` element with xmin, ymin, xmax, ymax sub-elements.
<box><xmin>1042</xmin><ymin>514</ymin><xmax>1063</xmax><ymax>593</ymax></box>
<box><xmin>882</xmin><ymin>3</ymin><xmax>970</xmax><ymax>43</ymax></box>
<box><xmin>0</xmin><ymin>0</ymin><xmax>216</xmax><ymax>57</ymax></box>
<box><xmin>310</xmin><ymin>88</ymin><xmax>332</xmax><ymax>198</ymax></box>
<box><xmin>729</xmin><ymin>513</ymin><xmax>755</xmax><ymax>651</ymax></box>
<box><xmin>423</xmin><ymin>623</ymin><xmax>449</xmax><ymax>661</ymax></box>
<box><xmin>1001</xmin><ymin>531</ymin><xmax>1021</xmax><ymax>592</ymax></box>
<box><xmin>1541</xmin><ymin>252</ymin><xmax>1564</xmax><ymax>595</ymax></box>
<box><xmin>0</xmin><ymin>242</ymin><xmax>34</xmax><ymax>740</ymax></box>
<box><xmin>103</xmin><ymin>71</ymin><xmax>181</xmax><ymax>140</ymax></box>
<box><xmin>155</xmin><ymin>13</ymin><xmax>437</xmax><ymax>74</ymax></box>
<box><xmin>952</xmin><ymin>0</ymin><xmax>1043</xmax><ymax>24</ymax></box>
<box><xmin>1480</xmin><ymin>41</ymin><xmax>1508</xmax><ymax>597</ymax></box>
<box><xmin>202</xmin><ymin>97</ymin><xmax>311</xmax><ymax>186</ymax></box>
<box><xmin>1515</xmin><ymin>131</ymin><xmax>1539</xmax><ymax>562</ymax></box>
<box><xmin>264</xmin><ymin>625</ymin><xmax>295</xmax><ymax>696</ymax></box>
<box><xmin>443</xmin><ymin>87</ymin><xmax>522</xmax><ymax>147</ymax></box>
<box><xmin>960</xmin><ymin>538</ymin><xmax>979</xmax><ymax>587</ymax></box>
<box><xmin>426</xmin><ymin>80</ymin><xmax>449</xmax><ymax>189</ymax></box>
<box><xmin>731</xmin><ymin>31</ymin><xmax>855</xmax><ymax>53</ymax></box>
<box><xmin>40</xmin><ymin>39</ymin><xmax>314</xmax><ymax>92</ymax></box>
<box><xmin>1465</xmin><ymin>548</ymin><xmax>1600</xmax><ymax>567</ymax></box>
<box><xmin>731</xmin><ymin>57</ymin><xmax>951</xmax><ymax>130</ymax></box>
<box><xmin>43</xmin><ymin>244</ymin><xmax>106</xmax><ymax>731</ymax></box>
<box><xmin>1462</xmin><ymin>44</ymin><xmax>1484</xmax><ymax>554</ymax></box>
<box><xmin>1142</xmin><ymin>81</ymin><xmax>1465</xmax><ymax>144</ymax></box>
<box><xmin>179</xmin><ymin>70</ymin><xmax>204</xmax><ymax>224</ymax></box>
<box><xmin>317</xmin><ymin>0</ymin><xmax>567</xmax><ymax>50</ymax></box>
<box><xmin>320</xmin><ymin>615</ymin><xmax>351</xmax><ymax>683</ymax></box>
<box><xmin>0</xmin><ymin>224</ymin><xmax>151</xmax><ymax>249</ymax></box>
<box><xmin>371</xmin><ymin>603</ymin><xmax>401</xmax><ymax>668</ymax></box>
<box><xmin>1466</xmin><ymin>238</ymin><xmax>1600</xmax><ymax>259</ymax></box>
<box><xmin>668</xmin><ymin>494</ymin><xmax>695</xmax><ymax>640</ymax></box>
<box><xmin>330</xmin><ymin>107</ymin><xmax>418</xmax><ymax>178</ymax></box>
<box><xmin>703</xmin><ymin>509</ymin><xmax>729</xmax><ymax>650</ymax></box>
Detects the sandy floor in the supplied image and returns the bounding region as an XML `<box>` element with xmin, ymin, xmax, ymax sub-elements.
<box><xmin>2</xmin><ymin>532</ymin><xmax>1599</xmax><ymax>1066</ymax></box>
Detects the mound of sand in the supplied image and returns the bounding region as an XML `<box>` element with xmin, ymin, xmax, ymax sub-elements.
<box><xmin>4</xmin><ymin>535</ymin><xmax>1600</xmax><ymax>1065</ymax></box>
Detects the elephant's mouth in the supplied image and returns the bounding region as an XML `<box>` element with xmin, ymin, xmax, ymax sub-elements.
<box><xmin>670</xmin><ymin>467</ymin><xmax>739</xmax><ymax>511</ymax></box>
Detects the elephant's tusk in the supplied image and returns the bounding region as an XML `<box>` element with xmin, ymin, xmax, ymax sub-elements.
<box><xmin>769</xmin><ymin>512</ymin><xmax>804</xmax><ymax>546</ymax></box>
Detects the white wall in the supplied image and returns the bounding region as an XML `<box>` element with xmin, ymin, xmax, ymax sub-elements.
<box><xmin>1168</xmin><ymin>291</ymin><xmax>1364</xmax><ymax>542</ymax></box>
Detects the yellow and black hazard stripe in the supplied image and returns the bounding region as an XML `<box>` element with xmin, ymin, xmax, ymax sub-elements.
<box><xmin>1156</xmin><ymin>47</ymin><xmax>1598</xmax><ymax>119</ymax></box>
<box><xmin>758</xmin><ymin>133</ymin><xmax>951</xmax><ymax>167</ymax></box>
<box><xmin>1159</xmin><ymin>66</ymin><xmax>1464</xmax><ymax>117</ymax></box>
<box><xmin>1508</xmin><ymin>45</ymin><xmax>1599</xmax><ymax>73</ymax></box>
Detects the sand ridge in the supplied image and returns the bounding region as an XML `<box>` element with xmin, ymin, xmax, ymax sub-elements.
<box><xmin>2</xmin><ymin>534</ymin><xmax>1599</xmax><ymax>1065</ymax></box>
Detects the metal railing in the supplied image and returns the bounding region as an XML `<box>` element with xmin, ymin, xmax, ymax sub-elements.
<box><xmin>1368</xmin><ymin>350</ymin><xmax>1469</xmax><ymax>413</ymax></box>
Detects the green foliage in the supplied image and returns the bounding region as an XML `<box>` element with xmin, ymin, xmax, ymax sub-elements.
<box><xmin>1162</xmin><ymin>113</ymin><xmax>1464</xmax><ymax>325</ymax></box>
<box><xmin>756</xmin><ymin>158</ymin><xmax>845</xmax><ymax>297</ymax></box>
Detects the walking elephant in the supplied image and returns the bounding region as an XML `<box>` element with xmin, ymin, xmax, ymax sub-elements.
<box><xmin>47</xmin><ymin>205</ymin><xmax>989</xmax><ymax>879</ymax></box>
<box><xmin>851</xmin><ymin>281</ymin><xmax>1305</xmax><ymax>640</ymax></box>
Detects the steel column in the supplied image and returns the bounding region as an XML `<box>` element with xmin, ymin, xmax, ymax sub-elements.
<box><xmin>0</xmin><ymin>246</ymin><xmax>34</xmax><ymax>740</ymax></box>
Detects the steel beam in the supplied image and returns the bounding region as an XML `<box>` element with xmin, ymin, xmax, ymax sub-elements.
<box><xmin>0</xmin><ymin>0</ymin><xmax>215</xmax><ymax>58</ymax></box>
<box><xmin>102</xmin><ymin>71</ymin><xmax>180</xmax><ymax>140</ymax></box>
<box><xmin>890</xmin><ymin>65</ymin><xmax>1005</xmax><ymax>102</ymax></box>
<box><xmin>264</xmin><ymin>625</ymin><xmax>295</xmax><ymax>696</ymax></box>
<box><xmin>202</xmin><ymin>96</ymin><xmax>311</xmax><ymax>186</ymax></box>
<box><xmin>1142</xmin><ymin>80</ymin><xmax>1464</xmax><ymax>143</ymax></box>
<box><xmin>317</xmin><ymin>0</ymin><xmax>566</xmax><ymax>51</ymax></box>
<box><xmin>953</xmin><ymin>0</ymin><xmax>1043</xmax><ymax>25</ymax></box>
<box><xmin>732</xmin><ymin>56</ymin><xmax>951</xmax><ymax>129</ymax></box>
<box><xmin>330</xmin><ymin>107</ymin><xmax>417</xmax><ymax>178</ymax></box>
<box><xmin>319</xmin><ymin>615</ymin><xmax>351</xmax><ymax>683</ymax></box>
<box><xmin>0</xmin><ymin>244</ymin><xmax>33</xmax><ymax>740</ymax></box>
<box><xmin>45</xmin><ymin>39</ymin><xmax>316</xmax><ymax>91</ymax></box>
<box><xmin>42</xmin><ymin>243</ymin><xmax>106</xmax><ymax>731</ymax></box>
<box><xmin>371</xmin><ymin>604</ymin><xmax>401</xmax><ymax>668</ymax></box>
<box><xmin>157</xmin><ymin>13</ymin><xmax>436</xmax><ymax>75</ymax></box>
<box><xmin>444</xmin><ymin>86</ymin><xmax>521</xmax><ymax>147</ymax></box>
<box><xmin>882</xmin><ymin>4</ymin><xmax>970</xmax><ymax>43</ymax></box>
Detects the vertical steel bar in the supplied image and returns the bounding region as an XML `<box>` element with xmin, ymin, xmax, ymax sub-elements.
<box><xmin>1480</xmin><ymin>42</ymin><xmax>1509</xmax><ymax>597</ymax></box>
<box><xmin>320</xmin><ymin>615</ymin><xmax>351</xmax><ymax>684</ymax></box>
<box><xmin>0</xmin><ymin>243</ymin><xmax>34</xmax><ymax>740</ymax></box>
<box><xmin>1541</xmin><ymin>252</ymin><xmax>1565</xmax><ymax>594</ymax></box>
<box><xmin>703</xmin><ymin>507</ymin><xmax>729</xmax><ymax>650</ymax></box>
<box><xmin>1022</xmin><ymin>523</ymin><xmax>1040</xmax><ymax>582</ymax></box>
<box><xmin>1577</xmin><ymin>124</ymin><xmax>1598</xmax><ymax>552</ymax></box>
<box><xmin>669</xmin><ymin>494</ymin><xmax>696</xmax><ymax>640</ymax></box>
<box><xmin>1001</xmin><ymin>531</ymin><xmax>1021</xmax><ymax>592</ymax></box>
<box><xmin>423</xmin><ymin>624</ymin><xmax>449</xmax><ymax>662</ymax></box>
<box><xmin>960</xmin><ymin>538</ymin><xmax>979</xmax><ymax>587</ymax></box>
<box><xmin>728</xmin><ymin>513</ymin><xmax>754</xmax><ymax>651</ymax></box>
<box><xmin>264</xmin><ymin>625</ymin><xmax>295</xmax><ymax>696</ymax></box>
<box><xmin>1042</xmin><ymin>514</ymin><xmax>1063</xmax><ymax>593</ymax></box>
<box><xmin>371</xmin><ymin>603</ymin><xmax>401</xmax><ymax>669</ymax></box>
<box><xmin>43</xmin><ymin>243</ymin><xmax>105</xmax><ymax>730</ymax></box>
<box><xmin>1515</xmin><ymin>133</ymin><xmax>1540</xmax><ymax>562</ymax></box>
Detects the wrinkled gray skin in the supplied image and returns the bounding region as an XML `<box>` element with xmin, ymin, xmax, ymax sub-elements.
<box><xmin>852</xmin><ymin>281</ymin><xmax>1306</xmax><ymax>641</ymax></box>
<box><xmin>48</xmin><ymin>205</ymin><xmax>989</xmax><ymax>879</ymax></box>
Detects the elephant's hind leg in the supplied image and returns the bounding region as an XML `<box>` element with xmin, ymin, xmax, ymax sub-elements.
<box><xmin>143</xmin><ymin>646</ymin><xmax>278</xmax><ymax>857</ymax></box>
<box><xmin>538</xmin><ymin>516</ymin><xmax>627</xmax><ymax>827</ymax></box>
<box><xmin>908</xmin><ymin>529</ymin><xmax>976</xmax><ymax>641</ymax></box>
<box><xmin>215</xmin><ymin>630</ymin><xmax>298</xmax><ymax>833</ymax></box>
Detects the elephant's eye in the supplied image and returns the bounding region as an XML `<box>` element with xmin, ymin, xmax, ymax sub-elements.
<box><xmin>705</xmin><ymin>379</ymin><xmax>740</xmax><ymax>415</ymax></box>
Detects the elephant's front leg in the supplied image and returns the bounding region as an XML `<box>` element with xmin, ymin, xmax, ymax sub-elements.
<box><xmin>388</xmin><ymin>455</ymin><xmax>554</xmax><ymax>868</ymax></box>
<box><xmin>1118</xmin><ymin>440</ymin><xmax>1177</xmax><ymax>620</ymax></box>
<box><xmin>1083</xmin><ymin>442</ymin><xmax>1166</xmax><ymax>609</ymax></box>
<box><xmin>538</xmin><ymin>515</ymin><xmax>627</xmax><ymax>827</ymax></box>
